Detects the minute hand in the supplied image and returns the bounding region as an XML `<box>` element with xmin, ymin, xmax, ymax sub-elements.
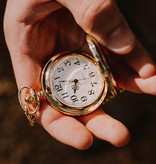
<box><xmin>59</xmin><ymin>80</ymin><xmax>72</xmax><ymax>83</ymax></box>
<box><xmin>76</xmin><ymin>77</ymin><xmax>91</xmax><ymax>81</ymax></box>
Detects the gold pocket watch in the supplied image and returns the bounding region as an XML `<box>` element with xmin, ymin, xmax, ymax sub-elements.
<box><xmin>18</xmin><ymin>35</ymin><xmax>120</xmax><ymax>126</ymax></box>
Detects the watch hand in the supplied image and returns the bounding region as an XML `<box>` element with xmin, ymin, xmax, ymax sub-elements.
<box><xmin>79</xmin><ymin>73</ymin><xmax>91</xmax><ymax>81</ymax></box>
<box><xmin>78</xmin><ymin>77</ymin><xmax>91</xmax><ymax>81</ymax></box>
<box><xmin>78</xmin><ymin>76</ymin><xmax>94</xmax><ymax>85</ymax></box>
<box><xmin>59</xmin><ymin>80</ymin><xmax>72</xmax><ymax>83</ymax></box>
<box><xmin>72</xmin><ymin>79</ymin><xmax>79</xmax><ymax>94</ymax></box>
<box><xmin>73</xmin><ymin>86</ymin><xmax>77</xmax><ymax>94</ymax></box>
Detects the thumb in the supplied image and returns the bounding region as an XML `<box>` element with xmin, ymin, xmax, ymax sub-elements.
<box><xmin>57</xmin><ymin>0</ymin><xmax>135</xmax><ymax>54</ymax></box>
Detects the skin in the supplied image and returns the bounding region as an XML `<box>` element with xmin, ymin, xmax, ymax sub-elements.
<box><xmin>4</xmin><ymin>0</ymin><xmax>156</xmax><ymax>150</ymax></box>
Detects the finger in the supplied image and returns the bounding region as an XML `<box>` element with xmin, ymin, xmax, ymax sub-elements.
<box><xmin>122</xmin><ymin>40</ymin><xmax>156</xmax><ymax>79</ymax></box>
<box><xmin>5</xmin><ymin>0</ymin><xmax>62</xmax><ymax>25</ymax></box>
<box><xmin>36</xmin><ymin>101</ymin><xmax>93</xmax><ymax>150</ymax></box>
<box><xmin>4</xmin><ymin>0</ymin><xmax>62</xmax><ymax>64</ymax></box>
<box><xmin>111</xmin><ymin>58</ymin><xmax>156</xmax><ymax>95</ymax></box>
<box><xmin>78</xmin><ymin>109</ymin><xmax>130</xmax><ymax>147</ymax></box>
<box><xmin>135</xmin><ymin>76</ymin><xmax>156</xmax><ymax>95</ymax></box>
<box><xmin>57</xmin><ymin>0</ymin><xmax>135</xmax><ymax>54</ymax></box>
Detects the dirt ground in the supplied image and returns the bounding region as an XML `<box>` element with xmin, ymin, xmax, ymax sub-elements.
<box><xmin>0</xmin><ymin>1</ymin><xmax>156</xmax><ymax>164</ymax></box>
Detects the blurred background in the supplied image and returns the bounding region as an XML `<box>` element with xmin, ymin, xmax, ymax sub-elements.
<box><xmin>0</xmin><ymin>0</ymin><xmax>155</xmax><ymax>164</ymax></box>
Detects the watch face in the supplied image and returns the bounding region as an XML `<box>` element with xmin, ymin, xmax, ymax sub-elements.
<box><xmin>51</xmin><ymin>53</ymin><xmax>104</xmax><ymax>107</ymax></box>
<box><xmin>42</xmin><ymin>52</ymin><xmax>108</xmax><ymax>115</ymax></box>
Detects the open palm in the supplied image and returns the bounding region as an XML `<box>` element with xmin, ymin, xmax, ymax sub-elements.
<box><xmin>4</xmin><ymin>0</ymin><xmax>156</xmax><ymax>149</ymax></box>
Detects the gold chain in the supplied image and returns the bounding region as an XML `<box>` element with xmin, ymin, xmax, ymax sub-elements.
<box><xmin>18</xmin><ymin>86</ymin><xmax>45</xmax><ymax>126</ymax></box>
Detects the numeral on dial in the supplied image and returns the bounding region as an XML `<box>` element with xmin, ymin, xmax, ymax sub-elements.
<box><xmin>61</xmin><ymin>92</ymin><xmax>69</xmax><ymax>99</ymax></box>
<box><xmin>89</xmin><ymin>72</ymin><xmax>95</xmax><ymax>77</ymax></box>
<box><xmin>74</xmin><ymin>60</ymin><xmax>80</xmax><ymax>65</ymax></box>
<box><xmin>54</xmin><ymin>76</ymin><xmax>60</xmax><ymax>80</ymax></box>
<box><xmin>57</xmin><ymin>67</ymin><xmax>64</xmax><ymax>72</ymax></box>
<box><xmin>83</xmin><ymin>63</ymin><xmax>89</xmax><ymax>70</ymax></box>
<box><xmin>88</xmin><ymin>90</ymin><xmax>95</xmax><ymax>95</ymax></box>
<box><xmin>54</xmin><ymin>84</ymin><xmax>63</xmax><ymax>92</ymax></box>
<box><xmin>64</xmin><ymin>60</ymin><xmax>71</xmax><ymax>66</ymax></box>
<box><xmin>70</xmin><ymin>95</ymin><xmax>78</xmax><ymax>102</ymax></box>
<box><xmin>81</xmin><ymin>96</ymin><xmax>87</xmax><ymax>102</ymax></box>
<box><xmin>91</xmin><ymin>82</ymin><xmax>97</xmax><ymax>87</ymax></box>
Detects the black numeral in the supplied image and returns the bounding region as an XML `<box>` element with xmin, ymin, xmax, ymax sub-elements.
<box><xmin>54</xmin><ymin>76</ymin><xmax>60</xmax><ymax>80</ymax></box>
<box><xmin>57</xmin><ymin>67</ymin><xmax>64</xmax><ymax>72</ymax></box>
<box><xmin>54</xmin><ymin>84</ymin><xmax>63</xmax><ymax>92</ymax></box>
<box><xmin>83</xmin><ymin>63</ymin><xmax>89</xmax><ymax>70</ymax></box>
<box><xmin>70</xmin><ymin>95</ymin><xmax>78</xmax><ymax>102</ymax></box>
<box><xmin>74</xmin><ymin>60</ymin><xmax>80</xmax><ymax>65</ymax></box>
<box><xmin>81</xmin><ymin>96</ymin><xmax>87</xmax><ymax>102</ymax></box>
<box><xmin>61</xmin><ymin>92</ymin><xmax>69</xmax><ymax>99</ymax></box>
<box><xmin>64</xmin><ymin>60</ymin><xmax>71</xmax><ymax>66</ymax></box>
<box><xmin>88</xmin><ymin>90</ymin><xmax>95</xmax><ymax>95</ymax></box>
<box><xmin>89</xmin><ymin>72</ymin><xmax>95</xmax><ymax>77</ymax></box>
<box><xmin>91</xmin><ymin>82</ymin><xmax>97</xmax><ymax>87</ymax></box>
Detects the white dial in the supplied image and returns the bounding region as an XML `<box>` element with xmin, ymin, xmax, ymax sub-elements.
<box><xmin>49</xmin><ymin>54</ymin><xmax>105</xmax><ymax>108</ymax></box>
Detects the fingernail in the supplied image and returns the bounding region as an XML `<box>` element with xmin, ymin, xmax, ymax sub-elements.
<box><xmin>107</xmin><ymin>23</ymin><xmax>135</xmax><ymax>54</ymax></box>
<box><xmin>139</xmin><ymin>63</ymin><xmax>156</xmax><ymax>79</ymax></box>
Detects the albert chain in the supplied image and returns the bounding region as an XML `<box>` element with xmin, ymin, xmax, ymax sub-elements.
<box><xmin>18</xmin><ymin>86</ymin><xmax>45</xmax><ymax>126</ymax></box>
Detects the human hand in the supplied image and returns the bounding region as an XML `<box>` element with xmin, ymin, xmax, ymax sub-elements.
<box><xmin>4</xmin><ymin>0</ymin><xmax>156</xmax><ymax>149</ymax></box>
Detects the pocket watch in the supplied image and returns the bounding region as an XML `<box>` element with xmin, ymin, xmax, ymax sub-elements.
<box><xmin>18</xmin><ymin>35</ymin><xmax>120</xmax><ymax>126</ymax></box>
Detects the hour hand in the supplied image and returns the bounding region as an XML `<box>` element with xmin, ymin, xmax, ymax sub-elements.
<box><xmin>59</xmin><ymin>80</ymin><xmax>71</xmax><ymax>83</ymax></box>
<box><xmin>72</xmin><ymin>85</ymin><xmax>79</xmax><ymax>94</ymax></box>
<box><xmin>72</xmin><ymin>79</ymin><xmax>79</xmax><ymax>94</ymax></box>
